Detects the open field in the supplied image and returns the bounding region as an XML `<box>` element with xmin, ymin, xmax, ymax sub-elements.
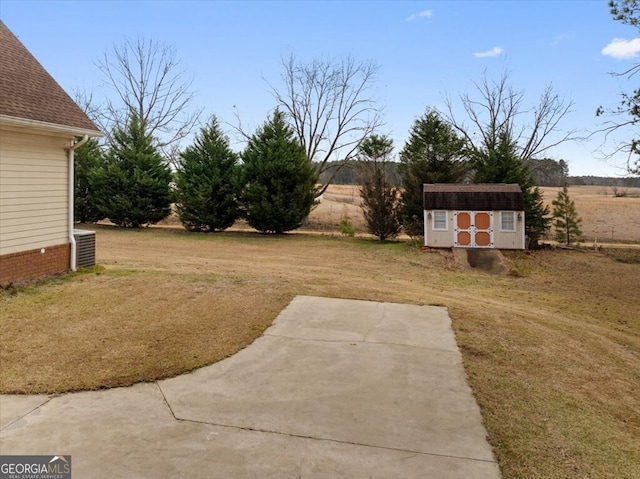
<box><xmin>540</xmin><ymin>185</ymin><xmax>640</xmax><ymax>244</ymax></box>
<box><xmin>1</xmin><ymin>225</ymin><xmax>639</xmax><ymax>478</ymax></box>
<box><xmin>307</xmin><ymin>184</ymin><xmax>368</xmax><ymax>233</ymax></box>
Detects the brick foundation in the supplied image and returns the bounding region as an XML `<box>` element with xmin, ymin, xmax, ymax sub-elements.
<box><xmin>0</xmin><ymin>243</ymin><xmax>70</xmax><ymax>287</ymax></box>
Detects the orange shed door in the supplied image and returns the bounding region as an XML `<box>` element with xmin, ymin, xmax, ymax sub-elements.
<box><xmin>474</xmin><ymin>212</ymin><xmax>492</xmax><ymax>247</ymax></box>
<box><xmin>455</xmin><ymin>212</ymin><xmax>472</xmax><ymax>246</ymax></box>
<box><xmin>454</xmin><ymin>211</ymin><xmax>494</xmax><ymax>248</ymax></box>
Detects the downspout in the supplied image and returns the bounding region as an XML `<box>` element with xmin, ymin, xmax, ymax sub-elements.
<box><xmin>67</xmin><ymin>135</ymin><xmax>89</xmax><ymax>272</ymax></box>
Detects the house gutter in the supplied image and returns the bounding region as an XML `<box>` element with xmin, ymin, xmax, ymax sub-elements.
<box><xmin>67</xmin><ymin>135</ymin><xmax>89</xmax><ymax>272</ymax></box>
<box><xmin>0</xmin><ymin>115</ymin><xmax>101</xmax><ymax>137</ymax></box>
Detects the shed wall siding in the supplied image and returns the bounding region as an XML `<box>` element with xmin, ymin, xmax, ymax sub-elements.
<box><xmin>0</xmin><ymin>129</ymin><xmax>70</xmax><ymax>255</ymax></box>
<box><xmin>424</xmin><ymin>210</ymin><xmax>455</xmax><ymax>247</ymax></box>
<box><xmin>494</xmin><ymin>210</ymin><xmax>526</xmax><ymax>249</ymax></box>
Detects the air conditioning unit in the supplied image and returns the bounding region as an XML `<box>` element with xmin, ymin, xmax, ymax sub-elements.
<box><xmin>73</xmin><ymin>229</ymin><xmax>96</xmax><ymax>268</ymax></box>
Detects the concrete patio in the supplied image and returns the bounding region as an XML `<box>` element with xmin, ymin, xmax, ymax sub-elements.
<box><xmin>0</xmin><ymin>296</ymin><xmax>500</xmax><ymax>478</ymax></box>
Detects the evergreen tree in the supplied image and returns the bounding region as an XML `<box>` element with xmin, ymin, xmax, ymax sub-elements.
<box><xmin>74</xmin><ymin>137</ymin><xmax>105</xmax><ymax>223</ymax></box>
<box><xmin>175</xmin><ymin>117</ymin><xmax>240</xmax><ymax>232</ymax></box>
<box><xmin>91</xmin><ymin>111</ymin><xmax>172</xmax><ymax>228</ymax></box>
<box><xmin>358</xmin><ymin>135</ymin><xmax>402</xmax><ymax>240</ymax></box>
<box><xmin>398</xmin><ymin>109</ymin><xmax>465</xmax><ymax>237</ymax></box>
<box><xmin>471</xmin><ymin>130</ymin><xmax>551</xmax><ymax>247</ymax></box>
<box><xmin>239</xmin><ymin>109</ymin><xmax>317</xmax><ymax>234</ymax></box>
<box><xmin>524</xmin><ymin>186</ymin><xmax>551</xmax><ymax>247</ymax></box>
<box><xmin>552</xmin><ymin>185</ymin><xmax>583</xmax><ymax>245</ymax></box>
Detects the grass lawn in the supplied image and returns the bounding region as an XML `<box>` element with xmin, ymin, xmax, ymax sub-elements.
<box><xmin>1</xmin><ymin>225</ymin><xmax>638</xmax><ymax>478</ymax></box>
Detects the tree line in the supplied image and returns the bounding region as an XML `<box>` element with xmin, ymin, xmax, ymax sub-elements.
<box><xmin>320</xmin><ymin>157</ymin><xmax>571</xmax><ymax>188</ymax></box>
<box><xmin>568</xmin><ymin>176</ymin><xmax>640</xmax><ymax>187</ymax></box>
<box><xmin>75</xmin><ymin>102</ymin><xmax>572</xmax><ymax>247</ymax></box>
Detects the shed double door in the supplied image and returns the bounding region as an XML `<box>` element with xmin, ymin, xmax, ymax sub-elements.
<box><xmin>454</xmin><ymin>211</ymin><xmax>494</xmax><ymax>248</ymax></box>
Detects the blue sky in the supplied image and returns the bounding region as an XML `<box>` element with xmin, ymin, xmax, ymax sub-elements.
<box><xmin>2</xmin><ymin>0</ymin><xmax>639</xmax><ymax>176</ymax></box>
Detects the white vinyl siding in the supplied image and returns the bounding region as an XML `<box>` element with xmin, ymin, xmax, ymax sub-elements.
<box><xmin>433</xmin><ymin>210</ymin><xmax>448</xmax><ymax>231</ymax></box>
<box><xmin>500</xmin><ymin>211</ymin><xmax>516</xmax><ymax>232</ymax></box>
<box><xmin>0</xmin><ymin>128</ymin><xmax>70</xmax><ymax>255</ymax></box>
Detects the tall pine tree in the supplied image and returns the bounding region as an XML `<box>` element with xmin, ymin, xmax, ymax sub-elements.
<box><xmin>91</xmin><ymin>111</ymin><xmax>172</xmax><ymax>228</ymax></box>
<box><xmin>552</xmin><ymin>185</ymin><xmax>583</xmax><ymax>245</ymax></box>
<box><xmin>358</xmin><ymin>135</ymin><xmax>402</xmax><ymax>240</ymax></box>
<box><xmin>398</xmin><ymin>109</ymin><xmax>465</xmax><ymax>237</ymax></box>
<box><xmin>239</xmin><ymin>109</ymin><xmax>317</xmax><ymax>234</ymax></box>
<box><xmin>175</xmin><ymin>117</ymin><xmax>240</xmax><ymax>232</ymax></box>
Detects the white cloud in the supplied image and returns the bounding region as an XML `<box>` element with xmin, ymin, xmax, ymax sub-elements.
<box><xmin>551</xmin><ymin>33</ymin><xmax>571</xmax><ymax>47</ymax></box>
<box><xmin>602</xmin><ymin>38</ymin><xmax>640</xmax><ymax>59</ymax></box>
<box><xmin>407</xmin><ymin>10</ymin><xmax>433</xmax><ymax>22</ymax></box>
<box><xmin>473</xmin><ymin>46</ymin><xmax>504</xmax><ymax>58</ymax></box>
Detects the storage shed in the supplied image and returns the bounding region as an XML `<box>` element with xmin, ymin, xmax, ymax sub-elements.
<box><xmin>423</xmin><ymin>183</ymin><xmax>525</xmax><ymax>249</ymax></box>
<box><xmin>0</xmin><ymin>21</ymin><xmax>102</xmax><ymax>286</ymax></box>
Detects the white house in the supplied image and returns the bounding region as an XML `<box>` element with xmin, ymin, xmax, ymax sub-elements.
<box><xmin>0</xmin><ymin>21</ymin><xmax>102</xmax><ymax>286</ymax></box>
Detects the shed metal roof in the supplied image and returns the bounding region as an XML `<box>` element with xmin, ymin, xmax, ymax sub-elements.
<box><xmin>423</xmin><ymin>183</ymin><xmax>524</xmax><ymax>211</ymax></box>
<box><xmin>0</xmin><ymin>21</ymin><xmax>101</xmax><ymax>134</ymax></box>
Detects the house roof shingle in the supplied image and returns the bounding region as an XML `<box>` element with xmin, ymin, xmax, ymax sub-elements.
<box><xmin>423</xmin><ymin>183</ymin><xmax>524</xmax><ymax>211</ymax></box>
<box><xmin>0</xmin><ymin>21</ymin><xmax>100</xmax><ymax>134</ymax></box>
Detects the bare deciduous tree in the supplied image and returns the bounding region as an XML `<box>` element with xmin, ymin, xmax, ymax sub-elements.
<box><xmin>445</xmin><ymin>72</ymin><xmax>575</xmax><ymax>162</ymax></box>
<box><xmin>595</xmin><ymin>64</ymin><xmax>639</xmax><ymax>175</ymax></box>
<box><xmin>97</xmin><ymin>37</ymin><xmax>202</xmax><ymax>165</ymax></box>
<box><xmin>445</xmin><ymin>72</ymin><xmax>573</xmax><ymax>247</ymax></box>
<box><xmin>595</xmin><ymin>0</ymin><xmax>640</xmax><ymax>175</ymax></box>
<box><xmin>270</xmin><ymin>54</ymin><xmax>383</xmax><ymax>195</ymax></box>
<box><xmin>73</xmin><ymin>90</ymin><xmax>104</xmax><ymax>129</ymax></box>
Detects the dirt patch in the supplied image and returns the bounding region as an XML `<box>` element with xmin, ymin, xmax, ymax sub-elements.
<box><xmin>454</xmin><ymin>248</ymin><xmax>509</xmax><ymax>274</ymax></box>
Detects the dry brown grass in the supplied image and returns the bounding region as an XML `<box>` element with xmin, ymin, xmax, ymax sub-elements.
<box><xmin>1</xmin><ymin>189</ymin><xmax>639</xmax><ymax>478</ymax></box>
<box><xmin>453</xmin><ymin>248</ymin><xmax>640</xmax><ymax>478</ymax></box>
